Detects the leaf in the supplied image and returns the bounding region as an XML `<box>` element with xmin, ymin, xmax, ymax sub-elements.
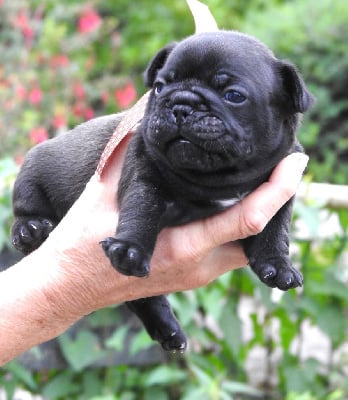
<box><xmin>42</xmin><ymin>371</ymin><xmax>80</xmax><ymax>399</ymax></box>
<box><xmin>285</xmin><ymin>392</ymin><xmax>315</xmax><ymax>400</ymax></box>
<box><xmin>274</xmin><ymin>308</ymin><xmax>299</xmax><ymax>351</ymax></box>
<box><xmin>170</xmin><ymin>292</ymin><xmax>198</xmax><ymax>326</ymax></box>
<box><xmin>197</xmin><ymin>286</ymin><xmax>225</xmax><ymax>321</ymax></box>
<box><xmin>82</xmin><ymin>371</ymin><xmax>104</xmax><ymax>398</ymax></box>
<box><xmin>219</xmin><ymin>298</ymin><xmax>242</xmax><ymax>357</ymax></box>
<box><xmin>4</xmin><ymin>361</ymin><xmax>38</xmax><ymax>391</ymax></box>
<box><xmin>144</xmin><ymin>387</ymin><xmax>169</xmax><ymax>400</ymax></box>
<box><xmin>328</xmin><ymin>390</ymin><xmax>346</xmax><ymax>400</ymax></box>
<box><xmin>249</xmin><ymin>313</ymin><xmax>265</xmax><ymax>346</ymax></box>
<box><xmin>307</xmin><ymin>270</ymin><xmax>348</xmax><ymax>301</ymax></box>
<box><xmin>0</xmin><ymin>379</ymin><xmax>16</xmax><ymax>400</ymax></box>
<box><xmin>282</xmin><ymin>358</ymin><xmax>319</xmax><ymax>395</ymax></box>
<box><xmin>189</xmin><ymin>364</ymin><xmax>213</xmax><ymax>386</ymax></box>
<box><xmin>222</xmin><ymin>381</ymin><xmax>264</xmax><ymax>397</ymax></box>
<box><xmin>90</xmin><ymin>396</ymin><xmax>116</xmax><ymax>400</ymax></box>
<box><xmin>145</xmin><ymin>365</ymin><xmax>186</xmax><ymax>386</ymax></box>
<box><xmin>315</xmin><ymin>304</ymin><xmax>347</xmax><ymax>347</ymax></box>
<box><xmin>181</xmin><ymin>387</ymin><xmax>211</xmax><ymax>400</ymax></box>
<box><xmin>58</xmin><ymin>331</ymin><xmax>108</xmax><ymax>371</ymax></box>
<box><xmin>337</xmin><ymin>209</ymin><xmax>348</xmax><ymax>231</ymax></box>
<box><xmin>129</xmin><ymin>330</ymin><xmax>153</xmax><ymax>356</ymax></box>
<box><xmin>105</xmin><ymin>326</ymin><xmax>128</xmax><ymax>351</ymax></box>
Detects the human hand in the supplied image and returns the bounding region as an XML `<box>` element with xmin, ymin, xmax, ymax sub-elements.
<box><xmin>42</xmin><ymin>136</ymin><xmax>308</xmax><ymax>319</ymax></box>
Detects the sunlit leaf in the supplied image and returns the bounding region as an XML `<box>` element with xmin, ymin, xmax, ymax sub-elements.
<box><xmin>42</xmin><ymin>371</ymin><xmax>80</xmax><ymax>398</ymax></box>
<box><xmin>145</xmin><ymin>365</ymin><xmax>186</xmax><ymax>386</ymax></box>
<box><xmin>58</xmin><ymin>331</ymin><xmax>108</xmax><ymax>371</ymax></box>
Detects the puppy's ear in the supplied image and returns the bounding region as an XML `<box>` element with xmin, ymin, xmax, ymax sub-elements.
<box><xmin>144</xmin><ymin>43</ymin><xmax>177</xmax><ymax>87</ymax></box>
<box><xmin>278</xmin><ymin>61</ymin><xmax>315</xmax><ymax>113</ymax></box>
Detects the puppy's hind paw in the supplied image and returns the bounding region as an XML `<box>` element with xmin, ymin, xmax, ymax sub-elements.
<box><xmin>254</xmin><ymin>261</ymin><xmax>303</xmax><ymax>291</ymax></box>
<box><xmin>11</xmin><ymin>217</ymin><xmax>55</xmax><ymax>255</ymax></box>
<box><xmin>161</xmin><ymin>331</ymin><xmax>187</xmax><ymax>353</ymax></box>
<box><xmin>100</xmin><ymin>237</ymin><xmax>150</xmax><ymax>277</ymax></box>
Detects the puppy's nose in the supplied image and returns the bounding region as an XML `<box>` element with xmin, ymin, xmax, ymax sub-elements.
<box><xmin>172</xmin><ymin>104</ymin><xmax>193</xmax><ymax>125</ymax></box>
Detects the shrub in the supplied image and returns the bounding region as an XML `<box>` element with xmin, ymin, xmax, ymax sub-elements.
<box><xmin>240</xmin><ymin>0</ymin><xmax>348</xmax><ymax>184</ymax></box>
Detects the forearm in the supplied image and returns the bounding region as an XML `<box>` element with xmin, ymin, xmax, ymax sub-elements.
<box><xmin>0</xmin><ymin>249</ymin><xmax>72</xmax><ymax>365</ymax></box>
<box><xmin>0</xmin><ymin>242</ymin><xmax>136</xmax><ymax>365</ymax></box>
<box><xmin>0</xmin><ymin>226</ymin><xmax>166</xmax><ymax>365</ymax></box>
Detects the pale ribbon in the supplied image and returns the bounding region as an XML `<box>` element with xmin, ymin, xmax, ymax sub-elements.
<box><xmin>96</xmin><ymin>91</ymin><xmax>150</xmax><ymax>180</ymax></box>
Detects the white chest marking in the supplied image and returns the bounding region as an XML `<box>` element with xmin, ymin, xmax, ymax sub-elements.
<box><xmin>213</xmin><ymin>192</ymin><xmax>249</xmax><ymax>209</ymax></box>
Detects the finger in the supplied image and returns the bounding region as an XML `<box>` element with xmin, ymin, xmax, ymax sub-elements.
<box><xmin>149</xmin><ymin>241</ymin><xmax>247</xmax><ymax>296</ymax></box>
<box><xmin>188</xmin><ymin>153</ymin><xmax>309</xmax><ymax>250</ymax></box>
<box><xmin>239</xmin><ymin>152</ymin><xmax>309</xmax><ymax>235</ymax></box>
<box><xmin>269</xmin><ymin>152</ymin><xmax>309</xmax><ymax>187</ymax></box>
<box><xmin>197</xmin><ymin>241</ymin><xmax>247</xmax><ymax>280</ymax></box>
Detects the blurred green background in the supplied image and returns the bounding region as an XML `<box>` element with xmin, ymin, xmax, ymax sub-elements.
<box><xmin>0</xmin><ymin>1</ymin><xmax>348</xmax><ymax>399</ymax></box>
<box><xmin>1</xmin><ymin>0</ymin><xmax>348</xmax><ymax>183</ymax></box>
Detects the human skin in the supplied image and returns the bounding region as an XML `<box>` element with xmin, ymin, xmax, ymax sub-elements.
<box><xmin>0</xmin><ymin>135</ymin><xmax>308</xmax><ymax>365</ymax></box>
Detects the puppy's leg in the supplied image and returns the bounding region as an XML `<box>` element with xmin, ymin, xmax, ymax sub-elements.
<box><xmin>101</xmin><ymin>182</ymin><xmax>166</xmax><ymax>278</ymax></box>
<box><xmin>11</xmin><ymin>178</ymin><xmax>57</xmax><ymax>255</ymax></box>
<box><xmin>242</xmin><ymin>198</ymin><xmax>303</xmax><ymax>290</ymax></box>
<box><xmin>126</xmin><ymin>296</ymin><xmax>187</xmax><ymax>352</ymax></box>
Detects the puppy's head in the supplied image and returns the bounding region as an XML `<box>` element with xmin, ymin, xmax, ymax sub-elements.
<box><xmin>142</xmin><ymin>31</ymin><xmax>314</xmax><ymax>186</ymax></box>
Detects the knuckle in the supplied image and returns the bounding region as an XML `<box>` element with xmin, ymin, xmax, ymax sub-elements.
<box><xmin>241</xmin><ymin>208</ymin><xmax>268</xmax><ymax>237</ymax></box>
<box><xmin>279</xmin><ymin>184</ymin><xmax>296</xmax><ymax>202</ymax></box>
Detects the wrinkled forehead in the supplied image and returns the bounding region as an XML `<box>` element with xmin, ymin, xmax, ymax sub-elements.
<box><xmin>161</xmin><ymin>32</ymin><xmax>277</xmax><ymax>86</ymax></box>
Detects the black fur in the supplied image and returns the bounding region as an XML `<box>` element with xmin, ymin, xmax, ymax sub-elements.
<box><xmin>11</xmin><ymin>31</ymin><xmax>314</xmax><ymax>352</ymax></box>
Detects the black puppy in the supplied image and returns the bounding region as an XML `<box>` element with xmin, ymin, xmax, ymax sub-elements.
<box><xmin>11</xmin><ymin>31</ymin><xmax>314</xmax><ymax>351</ymax></box>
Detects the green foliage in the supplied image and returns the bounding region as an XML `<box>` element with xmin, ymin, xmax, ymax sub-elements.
<box><xmin>240</xmin><ymin>0</ymin><xmax>348</xmax><ymax>184</ymax></box>
<box><xmin>2</xmin><ymin>198</ymin><xmax>347</xmax><ymax>399</ymax></box>
<box><xmin>58</xmin><ymin>331</ymin><xmax>110</xmax><ymax>372</ymax></box>
<box><xmin>0</xmin><ymin>158</ymin><xmax>18</xmax><ymax>250</ymax></box>
<box><xmin>1</xmin><ymin>0</ymin><xmax>347</xmax><ymax>183</ymax></box>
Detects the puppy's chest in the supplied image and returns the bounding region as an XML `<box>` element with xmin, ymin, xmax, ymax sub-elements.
<box><xmin>162</xmin><ymin>192</ymin><xmax>249</xmax><ymax>227</ymax></box>
<box><xmin>212</xmin><ymin>195</ymin><xmax>248</xmax><ymax>209</ymax></box>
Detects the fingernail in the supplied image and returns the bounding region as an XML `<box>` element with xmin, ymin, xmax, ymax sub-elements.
<box><xmin>294</xmin><ymin>153</ymin><xmax>309</xmax><ymax>174</ymax></box>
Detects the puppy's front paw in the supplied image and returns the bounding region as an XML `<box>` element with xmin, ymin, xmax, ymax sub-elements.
<box><xmin>100</xmin><ymin>237</ymin><xmax>150</xmax><ymax>277</ymax></box>
<box><xmin>11</xmin><ymin>217</ymin><xmax>55</xmax><ymax>255</ymax></box>
<box><xmin>252</xmin><ymin>259</ymin><xmax>303</xmax><ymax>291</ymax></box>
<box><xmin>160</xmin><ymin>330</ymin><xmax>187</xmax><ymax>353</ymax></box>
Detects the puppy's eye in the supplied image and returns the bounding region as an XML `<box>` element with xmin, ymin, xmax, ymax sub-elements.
<box><xmin>224</xmin><ymin>90</ymin><xmax>246</xmax><ymax>104</ymax></box>
<box><xmin>154</xmin><ymin>82</ymin><xmax>164</xmax><ymax>95</ymax></box>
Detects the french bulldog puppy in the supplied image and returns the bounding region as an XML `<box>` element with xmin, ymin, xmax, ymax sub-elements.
<box><xmin>11</xmin><ymin>31</ymin><xmax>314</xmax><ymax>352</ymax></box>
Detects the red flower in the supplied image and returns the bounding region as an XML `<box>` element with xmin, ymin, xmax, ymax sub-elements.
<box><xmin>52</xmin><ymin>115</ymin><xmax>67</xmax><ymax>130</ymax></box>
<box><xmin>73</xmin><ymin>82</ymin><xmax>86</xmax><ymax>99</ymax></box>
<box><xmin>28</xmin><ymin>86</ymin><xmax>43</xmax><ymax>105</ymax></box>
<box><xmin>14</xmin><ymin>11</ymin><xmax>34</xmax><ymax>40</ymax></box>
<box><xmin>15</xmin><ymin>84</ymin><xmax>27</xmax><ymax>101</ymax></box>
<box><xmin>72</xmin><ymin>101</ymin><xmax>85</xmax><ymax>117</ymax></box>
<box><xmin>84</xmin><ymin>107</ymin><xmax>95</xmax><ymax>120</ymax></box>
<box><xmin>50</xmin><ymin>54</ymin><xmax>69</xmax><ymax>68</ymax></box>
<box><xmin>101</xmin><ymin>91</ymin><xmax>109</xmax><ymax>104</ymax></box>
<box><xmin>30</xmin><ymin>127</ymin><xmax>49</xmax><ymax>144</ymax></box>
<box><xmin>78</xmin><ymin>8</ymin><xmax>102</xmax><ymax>34</ymax></box>
<box><xmin>114</xmin><ymin>83</ymin><xmax>137</xmax><ymax>109</ymax></box>
<box><xmin>15</xmin><ymin>155</ymin><xmax>24</xmax><ymax>166</ymax></box>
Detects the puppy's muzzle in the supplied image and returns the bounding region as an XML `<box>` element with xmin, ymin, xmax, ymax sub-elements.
<box><xmin>172</xmin><ymin>104</ymin><xmax>193</xmax><ymax>125</ymax></box>
<box><xmin>169</xmin><ymin>90</ymin><xmax>206</xmax><ymax>125</ymax></box>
